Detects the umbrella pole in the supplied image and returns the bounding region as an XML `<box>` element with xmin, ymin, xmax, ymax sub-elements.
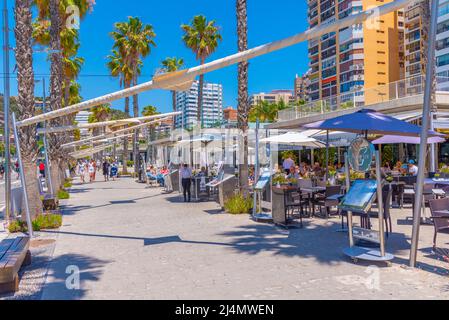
<box><xmin>410</xmin><ymin>0</ymin><xmax>438</xmax><ymax>268</ymax></box>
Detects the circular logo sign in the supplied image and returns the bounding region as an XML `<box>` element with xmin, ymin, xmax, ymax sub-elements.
<box><xmin>348</xmin><ymin>138</ymin><xmax>375</xmax><ymax>172</ymax></box>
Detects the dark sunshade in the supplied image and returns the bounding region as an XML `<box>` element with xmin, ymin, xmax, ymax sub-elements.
<box><xmin>304</xmin><ymin>109</ymin><xmax>441</xmax><ymax>137</ymax></box>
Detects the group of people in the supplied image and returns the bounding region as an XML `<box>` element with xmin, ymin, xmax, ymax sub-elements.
<box><xmin>382</xmin><ymin>160</ymin><xmax>419</xmax><ymax>177</ymax></box>
<box><xmin>76</xmin><ymin>158</ymin><xmax>118</xmax><ymax>184</ymax></box>
<box><xmin>146</xmin><ymin>165</ymin><xmax>169</xmax><ymax>186</ymax></box>
<box><xmin>281</xmin><ymin>156</ymin><xmax>342</xmax><ymax>179</ymax></box>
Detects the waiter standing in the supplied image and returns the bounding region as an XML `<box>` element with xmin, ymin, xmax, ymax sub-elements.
<box><xmin>180</xmin><ymin>163</ymin><xmax>192</xmax><ymax>202</ymax></box>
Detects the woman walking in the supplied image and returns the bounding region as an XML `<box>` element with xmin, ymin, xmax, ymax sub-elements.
<box><xmin>88</xmin><ymin>160</ymin><xmax>95</xmax><ymax>183</ymax></box>
<box><xmin>110</xmin><ymin>162</ymin><xmax>118</xmax><ymax>181</ymax></box>
<box><xmin>79</xmin><ymin>161</ymin><xmax>86</xmax><ymax>184</ymax></box>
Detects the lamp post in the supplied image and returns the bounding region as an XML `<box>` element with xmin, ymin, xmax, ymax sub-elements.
<box><xmin>2</xmin><ymin>0</ymin><xmax>11</xmax><ymax>223</ymax></box>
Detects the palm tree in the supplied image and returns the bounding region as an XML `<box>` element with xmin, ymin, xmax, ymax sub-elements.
<box><xmin>142</xmin><ymin>106</ymin><xmax>160</xmax><ymax>164</ymax></box>
<box><xmin>14</xmin><ymin>0</ymin><xmax>43</xmax><ymax>219</ymax></box>
<box><xmin>236</xmin><ymin>0</ymin><xmax>249</xmax><ymax>192</ymax></box>
<box><xmin>33</xmin><ymin>0</ymin><xmax>94</xmax><ymax>189</ymax></box>
<box><xmin>63</xmin><ymin>55</ymin><xmax>84</xmax><ymax>106</ymax></box>
<box><xmin>249</xmin><ymin>101</ymin><xmax>279</xmax><ymax>123</ymax></box>
<box><xmin>110</xmin><ymin>17</ymin><xmax>156</xmax><ymax>174</ymax></box>
<box><xmin>161</xmin><ymin>57</ymin><xmax>184</xmax><ymax>129</ymax></box>
<box><xmin>181</xmin><ymin>15</ymin><xmax>222</xmax><ymax>128</ymax></box>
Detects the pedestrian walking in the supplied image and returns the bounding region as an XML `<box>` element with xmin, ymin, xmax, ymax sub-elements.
<box><xmin>39</xmin><ymin>161</ymin><xmax>46</xmax><ymax>178</ymax></box>
<box><xmin>14</xmin><ymin>160</ymin><xmax>19</xmax><ymax>179</ymax></box>
<box><xmin>110</xmin><ymin>162</ymin><xmax>118</xmax><ymax>181</ymax></box>
<box><xmin>79</xmin><ymin>161</ymin><xmax>86</xmax><ymax>183</ymax></box>
<box><xmin>88</xmin><ymin>161</ymin><xmax>95</xmax><ymax>183</ymax></box>
<box><xmin>180</xmin><ymin>163</ymin><xmax>192</xmax><ymax>202</ymax></box>
<box><xmin>102</xmin><ymin>159</ymin><xmax>110</xmax><ymax>182</ymax></box>
<box><xmin>0</xmin><ymin>162</ymin><xmax>5</xmax><ymax>180</ymax></box>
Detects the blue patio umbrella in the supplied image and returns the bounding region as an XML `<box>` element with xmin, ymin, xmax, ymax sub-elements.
<box><xmin>304</xmin><ymin>109</ymin><xmax>441</xmax><ymax>137</ymax></box>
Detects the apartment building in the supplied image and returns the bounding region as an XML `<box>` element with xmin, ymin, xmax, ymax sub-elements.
<box><xmin>307</xmin><ymin>0</ymin><xmax>404</xmax><ymax>106</ymax></box>
<box><xmin>294</xmin><ymin>71</ymin><xmax>311</xmax><ymax>101</ymax></box>
<box><xmin>250</xmin><ymin>89</ymin><xmax>296</xmax><ymax>106</ymax></box>
<box><xmin>174</xmin><ymin>81</ymin><xmax>223</xmax><ymax>129</ymax></box>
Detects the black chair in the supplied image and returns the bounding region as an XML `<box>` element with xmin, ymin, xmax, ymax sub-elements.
<box><xmin>391</xmin><ymin>182</ymin><xmax>405</xmax><ymax>208</ymax></box>
<box><xmin>283</xmin><ymin>189</ymin><xmax>308</xmax><ymax>227</ymax></box>
<box><xmin>429</xmin><ymin>198</ymin><xmax>449</xmax><ymax>250</ymax></box>
<box><xmin>368</xmin><ymin>185</ymin><xmax>393</xmax><ymax>237</ymax></box>
<box><xmin>315</xmin><ymin>185</ymin><xmax>342</xmax><ymax>219</ymax></box>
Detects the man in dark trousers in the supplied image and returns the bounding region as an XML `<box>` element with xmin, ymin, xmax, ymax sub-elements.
<box><xmin>180</xmin><ymin>163</ymin><xmax>192</xmax><ymax>202</ymax></box>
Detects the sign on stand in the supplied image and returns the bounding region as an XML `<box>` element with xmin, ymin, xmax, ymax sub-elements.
<box><xmin>340</xmin><ymin>138</ymin><xmax>394</xmax><ymax>266</ymax></box>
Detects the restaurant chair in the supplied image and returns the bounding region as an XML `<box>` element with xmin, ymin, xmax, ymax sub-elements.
<box><xmin>391</xmin><ymin>182</ymin><xmax>405</xmax><ymax>208</ymax></box>
<box><xmin>315</xmin><ymin>185</ymin><xmax>342</xmax><ymax>219</ymax></box>
<box><xmin>369</xmin><ymin>185</ymin><xmax>393</xmax><ymax>237</ymax></box>
<box><xmin>283</xmin><ymin>188</ymin><xmax>308</xmax><ymax>227</ymax></box>
<box><xmin>429</xmin><ymin>198</ymin><xmax>449</xmax><ymax>250</ymax></box>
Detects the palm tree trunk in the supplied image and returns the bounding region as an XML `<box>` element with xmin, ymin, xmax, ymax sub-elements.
<box><xmin>421</xmin><ymin>0</ymin><xmax>438</xmax><ymax>170</ymax></box>
<box><xmin>122</xmin><ymin>91</ymin><xmax>130</xmax><ymax>174</ymax></box>
<box><xmin>133</xmin><ymin>75</ymin><xmax>139</xmax><ymax>176</ymax></box>
<box><xmin>237</xmin><ymin>0</ymin><xmax>249</xmax><ymax>193</ymax></box>
<box><xmin>14</xmin><ymin>0</ymin><xmax>43</xmax><ymax>219</ymax></box>
<box><xmin>198</xmin><ymin>58</ymin><xmax>206</xmax><ymax>128</ymax></box>
<box><xmin>48</xmin><ymin>0</ymin><xmax>64</xmax><ymax>189</ymax></box>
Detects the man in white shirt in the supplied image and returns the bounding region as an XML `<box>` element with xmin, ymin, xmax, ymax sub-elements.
<box><xmin>283</xmin><ymin>157</ymin><xmax>295</xmax><ymax>175</ymax></box>
<box><xmin>180</xmin><ymin>164</ymin><xmax>192</xmax><ymax>202</ymax></box>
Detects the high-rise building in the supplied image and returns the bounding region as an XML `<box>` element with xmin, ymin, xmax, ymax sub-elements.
<box><xmin>174</xmin><ymin>81</ymin><xmax>223</xmax><ymax>129</ymax></box>
<box><xmin>74</xmin><ymin>111</ymin><xmax>92</xmax><ymax>138</ymax></box>
<box><xmin>294</xmin><ymin>71</ymin><xmax>311</xmax><ymax>101</ymax></box>
<box><xmin>436</xmin><ymin>0</ymin><xmax>449</xmax><ymax>90</ymax></box>
<box><xmin>250</xmin><ymin>89</ymin><xmax>295</xmax><ymax>106</ymax></box>
<box><xmin>404</xmin><ymin>0</ymin><xmax>449</xmax><ymax>92</ymax></box>
<box><xmin>307</xmin><ymin>0</ymin><xmax>403</xmax><ymax>106</ymax></box>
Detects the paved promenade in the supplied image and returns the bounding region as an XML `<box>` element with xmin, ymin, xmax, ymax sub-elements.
<box><xmin>10</xmin><ymin>177</ymin><xmax>449</xmax><ymax>299</ymax></box>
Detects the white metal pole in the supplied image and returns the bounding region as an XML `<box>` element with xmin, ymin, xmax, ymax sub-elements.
<box><xmin>344</xmin><ymin>153</ymin><xmax>354</xmax><ymax>247</ymax></box>
<box><xmin>12</xmin><ymin>113</ymin><xmax>33</xmax><ymax>238</ymax></box>
<box><xmin>42</xmin><ymin>77</ymin><xmax>54</xmax><ymax>196</ymax></box>
<box><xmin>410</xmin><ymin>0</ymin><xmax>439</xmax><ymax>267</ymax></box>
<box><xmin>375</xmin><ymin>150</ymin><xmax>385</xmax><ymax>257</ymax></box>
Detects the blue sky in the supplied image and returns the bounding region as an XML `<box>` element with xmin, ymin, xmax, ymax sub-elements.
<box><xmin>2</xmin><ymin>0</ymin><xmax>309</xmax><ymax>114</ymax></box>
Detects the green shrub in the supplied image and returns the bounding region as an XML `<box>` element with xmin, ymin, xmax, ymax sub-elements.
<box><xmin>8</xmin><ymin>220</ymin><xmax>26</xmax><ymax>233</ymax></box>
<box><xmin>57</xmin><ymin>189</ymin><xmax>70</xmax><ymax>200</ymax></box>
<box><xmin>224</xmin><ymin>193</ymin><xmax>253</xmax><ymax>215</ymax></box>
<box><xmin>8</xmin><ymin>214</ymin><xmax>62</xmax><ymax>233</ymax></box>
<box><xmin>63</xmin><ymin>181</ymin><xmax>72</xmax><ymax>189</ymax></box>
<box><xmin>32</xmin><ymin>214</ymin><xmax>62</xmax><ymax>231</ymax></box>
<box><xmin>126</xmin><ymin>160</ymin><xmax>134</xmax><ymax>167</ymax></box>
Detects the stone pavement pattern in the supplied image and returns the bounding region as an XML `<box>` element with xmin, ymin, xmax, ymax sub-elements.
<box><xmin>5</xmin><ymin>177</ymin><xmax>449</xmax><ymax>299</ymax></box>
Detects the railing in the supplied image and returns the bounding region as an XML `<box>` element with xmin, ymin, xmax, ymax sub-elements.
<box><xmin>277</xmin><ymin>75</ymin><xmax>449</xmax><ymax>122</ymax></box>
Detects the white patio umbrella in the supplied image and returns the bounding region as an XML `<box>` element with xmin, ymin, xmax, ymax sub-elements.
<box><xmin>260</xmin><ymin>132</ymin><xmax>327</xmax><ymax>148</ymax></box>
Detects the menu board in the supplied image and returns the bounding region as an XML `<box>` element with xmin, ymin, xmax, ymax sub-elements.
<box><xmin>254</xmin><ymin>170</ymin><xmax>271</xmax><ymax>191</ymax></box>
<box><xmin>339</xmin><ymin>180</ymin><xmax>377</xmax><ymax>213</ymax></box>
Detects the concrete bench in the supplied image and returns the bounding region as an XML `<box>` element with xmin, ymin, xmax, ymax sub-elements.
<box><xmin>0</xmin><ymin>236</ymin><xmax>31</xmax><ymax>294</ymax></box>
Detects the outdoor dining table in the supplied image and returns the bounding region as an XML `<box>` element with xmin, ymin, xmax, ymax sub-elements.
<box><xmin>301</xmin><ymin>186</ymin><xmax>326</xmax><ymax>217</ymax></box>
<box><xmin>403</xmin><ymin>188</ymin><xmax>446</xmax><ymax>223</ymax></box>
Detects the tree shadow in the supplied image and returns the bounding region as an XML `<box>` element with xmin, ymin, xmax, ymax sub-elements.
<box><xmin>1</xmin><ymin>253</ymin><xmax>110</xmax><ymax>300</ymax></box>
